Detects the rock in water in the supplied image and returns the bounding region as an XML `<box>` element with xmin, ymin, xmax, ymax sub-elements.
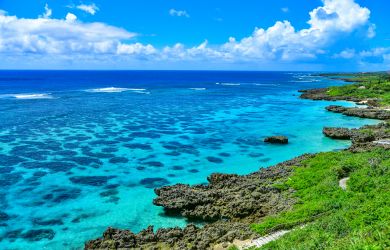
<box><xmin>323</xmin><ymin>127</ymin><xmax>351</xmax><ymax>140</ymax></box>
<box><xmin>264</xmin><ymin>136</ymin><xmax>288</xmax><ymax>144</ymax></box>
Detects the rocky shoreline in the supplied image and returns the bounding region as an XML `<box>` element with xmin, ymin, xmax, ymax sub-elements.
<box><xmin>85</xmin><ymin>155</ymin><xmax>309</xmax><ymax>249</ymax></box>
<box><xmin>85</xmin><ymin>78</ymin><xmax>390</xmax><ymax>250</ymax></box>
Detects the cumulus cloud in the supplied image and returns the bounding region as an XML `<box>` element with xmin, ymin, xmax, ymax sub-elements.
<box><xmin>332</xmin><ymin>47</ymin><xmax>390</xmax><ymax>67</ymax></box>
<box><xmin>41</xmin><ymin>3</ymin><xmax>52</xmax><ymax>19</ymax></box>
<box><xmin>169</xmin><ymin>9</ymin><xmax>190</xmax><ymax>18</ymax></box>
<box><xmin>65</xmin><ymin>13</ymin><xmax>77</xmax><ymax>22</ymax></box>
<box><xmin>219</xmin><ymin>0</ymin><xmax>371</xmax><ymax>61</ymax></box>
<box><xmin>359</xmin><ymin>47</ymin><xmax>390</xmax><ymax>64</ymax></box>
<box><xmin>333</xmin><ymin>49</ymin><xmax>356</xmax><ymax>59</ymax></box>
<box><xmin>77</xmin><ymin>3</ymin><xmax>99</xmax><ymax>15</ymax></box>
<box><xmin>0</xmin><ymin>10</ymin><xmax>136</xmax><ymax>55</ymax></box>
<box><xmin>367</xmin><ymin>24</ymin><xmax>376</xmax><ymax>38</ymax></box>
<box><xmin>281</xmin><ymin>7</ymin><xmax>289</xmax><ymax>13</ymax></box>
<box><xmin>0</xmin><ymin>0</ymin><xmax>377</xmax><ymax>66</ymax></box>
<box><xmin>117</xmin><ymin>43</ymin><xmax>156</xmax><ymax>55</ymax></box>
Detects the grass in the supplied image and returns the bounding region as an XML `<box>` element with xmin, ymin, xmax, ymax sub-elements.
<box><xmin>250</xmin><ymin>148</ymin><xmax>390</xmax><ymax>249</ymax></box>
<box><xmin>326</xmin><ymin>73</ymin><xmax>390</xmax><ymax>106</ymax></box>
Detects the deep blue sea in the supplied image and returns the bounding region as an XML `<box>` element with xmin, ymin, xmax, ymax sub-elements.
<box><xmin>0</xmin><ymin>71</ymin><xmax>378</xmax><ymax>249</ymax></box>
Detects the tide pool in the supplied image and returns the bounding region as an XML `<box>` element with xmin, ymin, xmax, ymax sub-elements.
<box><xmin>0</xmin><ymin>71</ymin><xmax>379</xmax><ymax>249</ymax></box>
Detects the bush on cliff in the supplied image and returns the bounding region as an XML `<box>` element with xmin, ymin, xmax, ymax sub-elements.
<box><xmin>251</xmin><ymin>148</ymin><xmax>390</xmax><ymax>249</ymax></box>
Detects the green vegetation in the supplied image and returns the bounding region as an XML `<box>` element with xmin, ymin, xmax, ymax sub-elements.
<box><xmin>326</xmin><ymin>72</ymin><xmax>390</xmax><ymax>106</ymax></box>
<box><xmin>227</xmin><ymin>245</ymin><xmax>239</xmax><ymax>250</ymax></box>
<box><xmin>251</xmin><ymin>148</ymin><xmax>390</xmax><ymax>249</ymax></box>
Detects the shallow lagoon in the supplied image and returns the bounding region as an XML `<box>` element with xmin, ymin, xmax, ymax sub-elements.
<box><xmin>0</xmin><ymin>71</ymin><xmax>378</xmax><ymax>249</ymax></box>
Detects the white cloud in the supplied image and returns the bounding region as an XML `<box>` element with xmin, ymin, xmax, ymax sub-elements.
<box><xmin>332</xmin><ymin>47</ymin><xmax>390</xmax><ymax>69</ymax></box>
<box><xmin>0</xmin><ymin>10</ymin><xmax>135</xmax><ymax>55</ymax></box>
<box><xmin>0</xmin><ymin>0</ymin><xmax>377</xmax><ymax>68</ymax></box>
<box><xmin>77</xmin><ymin>3</ymin><xmax>99</xmax><ymax>15</ymax></box>
<box><xmin>169</xmin><ymin>9</ymin><xmax>190</xmax><ymax>18</ymax></box>
<box><xmin>308</xmin><ymin>0</ymin><xmax>370</xmax><ymax>33</ymax></box>
<box><xmin>281</xmin><ymin>7</ymin><xmax>289</xmax><ymax>13</ymax></box>
<box><xmin>333</xmin><ymin>49</ymin><xmax>356</xmax><ymax>59</ymax></box>
<box><xmin>117</xmin><ymin>43</ymin><xmax>156</xmax><ymax>55</ymax></box>
<box><xmin>217</xmin><ymin>0</ymin><xmax>371</xmax><ymax>61</ymax></box>
<box><xmin>65</xmin><ymin>13</ymin><xmax>77</xmax><ymax>22</ymax></box>
<box><xmin>41</xmin><ymin>4</ymin><xmax>52</xmax><ymax>19</ymax></box>
<box><xmin>359</xmin><ymin>47</ymin><xmax>390</xmax><ymax>58</ymax></box>
<box><xmin>367</xmin><ymin>24</ymin><xmax>376</xmax><ymax>38</ymax></box>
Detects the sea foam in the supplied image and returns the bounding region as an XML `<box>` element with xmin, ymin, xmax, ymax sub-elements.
<box><xmin>86</xmin><ymin>87</ymin><xmax>147</xmax><ymax>93</ymax></box>
<box><xmin>189</xmin><ymin>88</ymin><xmax>206</xmax><ymax>91</ymax></box>
<box><xmin>0</xmin><ymin>93</ymin><xmax>54</xmax><ymax>99</ymax></box>
<box><xmin>219</xmin><ymin>83</ymin><xmax>240</xmax><ymax>86</ymax></box>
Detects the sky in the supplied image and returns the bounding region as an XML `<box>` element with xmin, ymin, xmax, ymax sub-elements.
<box><xmin>0</xmin><ymin>0</ymin><xmax>389</xmax><ymax>71</ymax></box>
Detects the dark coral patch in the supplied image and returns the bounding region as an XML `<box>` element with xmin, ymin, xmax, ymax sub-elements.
<box><xmin>1</xmin><ymin>172</ymin><xmax>23</xmax><ymax>186</ymax></box>
<box><xmin>206</xmin><ymin>156</ymin><xmax>223</xmax><ymax>164</ymax></box>
<box><xmin>105</xmin><ymin>184</ymin><xmax>120</xmax><ymax>189</ymax></box>
<box><xmin>109</xmin><ymin>157</ymin><xmax>129</xmax><ymax>164</ymax></box>
<box><xmin>38</xmin><ymin>141</ymin><xmax>62</xmax><ymax>151</ymax></box>
<box><xmin>4</xmin><ymin>229</ymin><xmax>23</xmax><ymax>240</ymax></box>
<box><xmin>64</xmin><ymin>135</ymin><xmax>91</xmax><ymax>142</ymax></box>
<box><xmin>172</xmin><ymin>166</ymin><xmax>184</xmax><ymax>170</ymax></box>
<box><xmin>131</xmin><ymin>132</ymin><xmax>161</xmax><ymax>139</ymax></box>
<box><xmin>0</xmin><ymin>154</ymin><xmax>26</xmax><ymax>166</ymax></box>
<box><xmin>69</xmin><ymin>176</ymin><xmax>114</xmax><ymax>186</ymax></box>
<box><xmin>105</xmin><ymin>196</ymin><xmax>120</xmax><ymax>204</ymax></box>
<box><xmin>71</xmin><ymin>213</ymin><xmax>94</xmax><ymax>223</ymax></box>
<box><xmin>124</xmin><ymin>143</ymin><xmax>152</xmax><ymax>150</ymax></box>
<box><xmin>102</xmin><ymin>147</ymin><xmax>118</xmax><ymax>153</ymax></box>
<box><xmin>0</xmin><ymin>211</ymin><xmax>10</xmax><ymax>222</ymax></box>
<box><xmin>66</xmin><ymin>157</ymin><xmax>103</xmax><ymax>166</ymax></box>
<box><xmin>165</xmin><ymin>151</ymin><xmax>181</xmax><ymax>156</ymax></box>
<box><xmin>235</xmin><ymin>138</ymin><xmax>263</xmax><ymax>146</ymax></box>
<box><xmin>100</xmin><ymin>189</ymin><xmax>118</xmax><ymax>197</ymax></box>
<box><xmin>218</xmin><ymin>152</ymin><xmax>231</xmax><ymax>157</ymax></box>
<box><xmin>57</xmin><ymin>150</ymin><xmax>78</xmax><ymax>157</ymax></box>
<box><xmin>124</xmin><ymin>125</ymin><xmax>148</xmax><ymax>131</ymax></box>
<box><xmin>63</xmin><ymin>143</ymin><xmax>79</xmax><ymax>149</ymax></box>
<box><xmin>259</xmin><ymin>158</ymin><xmax>271</xmax><ymax>162</ymax></box>
<box><xmin>32</xmin><ymin>218</ymin><xmax>64</xmax><ymax>226</ymax></box>
<box><xmin>33</xmin><ymin>171</ymin><xmax>47</xmax><ymax>177</ymax></box>
<box><xmin>144</xmin><ymin>161</ymin><xmax>164</xmax><ymax>167</ymax></box>
<box><xmin>188</xmin><ymin>169</ymin><xmax>199</xmax><ymax>173</ymax></box>
<box><xmin>21</xmin><ymin>161</ymin><xmax>77</xmax><ymax>173</ymax></box>
<box><xmin>115</xmin><ymin>137</ymin><xmax>133</xmax><ymax>142</ymax></box>
<box><xmin>0</xmin><ymin>135</ymin><xmax>15</xmax><ymax>143</ymax></box>
<box><xmin>0</xmin><ymin>166</ymin><xmax>14</xmax><ymax>174</ymax></box>
<box><xmin>21</xmin><ymin>229</ymin><xmax>55</xmax><ymax>242</ymax></box>
<box><xmin>139</xmin><ymin>178</ymin><xmax>169</xmax><ymax>188</ymax></box>
<box><xmin>248</xmin><ymin>152</ymin><xmax>265</xmax><ymax>158</ymax></box>
<box><xmin>89</xmin><ymin>140</ymin><xmax>117</xmax><ymax>146</ymax></box>
<box><xmin>43</xmin><ymin>187</ymin><xmax>82</xmax><ymax>203</ymax></box>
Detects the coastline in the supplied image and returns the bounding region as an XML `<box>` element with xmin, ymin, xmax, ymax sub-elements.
<box><xmin>85</xmin><ymin>73</ymin><xmax>390</xmax><ymax>250</ymax></box>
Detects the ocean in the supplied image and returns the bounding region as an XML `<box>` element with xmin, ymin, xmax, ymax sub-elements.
<box><xmin>0</xmin><ymin>71</ymin><xmax>378</xmax><ymax>249</ymax></box>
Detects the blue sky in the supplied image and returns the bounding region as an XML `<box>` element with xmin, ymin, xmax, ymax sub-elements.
<box><xmin>0</xmin><ymin>0</ymin><xmax>389</xmax><ymax>71</ymax></box>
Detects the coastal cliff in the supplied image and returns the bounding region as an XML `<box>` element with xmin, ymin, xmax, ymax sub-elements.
<box><xmin>86</xmin><ymin>72</ymin><xmax>390</xmax><ymax>250</ymax></box>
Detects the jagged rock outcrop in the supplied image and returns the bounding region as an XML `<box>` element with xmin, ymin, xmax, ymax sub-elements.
<box><xmin>299</xmin><ymin>88</ymin><xmax>381</xmax><ymax>107</ymax></box>
<box><xmin>323</xmin><ymin>127</ymin><xmax>352</xmax><ymax>140</ymax></box>
<box><xmin>326</xmin><ymin>105</ymin><xmax>390</xmax><ymax>120</ymax></box>
<box><xmin>153</xmin><ymin>168</ymin><xmax>292</xmax><ymax>222</ymax></box>
<box><xmin>263</xmin><ymin>136</ymin><xmax>288</xmax><ymax>144</ymax></box>
<box><xmin>299</xmin><ymin>88</ymin><xmax>362</xmax><ymax>102</ymax></box>
<box><xmin>85</xmin><ymin>155</ymin><xmax>312</xmax><ymax>250</ymax></box>
<box><xmin>85</xmin><ymin>222</ymin><xmax>257</xmax><ymax>250</ymax></box>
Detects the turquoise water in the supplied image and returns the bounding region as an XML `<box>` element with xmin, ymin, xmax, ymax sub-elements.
<box><xmin>0</xmin><ymin>71</ymin><xmax>378</xmax><ymax>249</ymax></box>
